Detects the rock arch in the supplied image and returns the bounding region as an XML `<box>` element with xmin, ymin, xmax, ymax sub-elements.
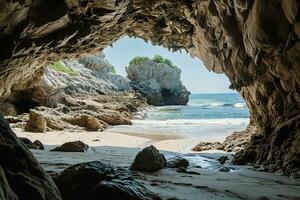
<box><xmin>0</xmin><ymin>0</ymin><xmax>299</xmax><ymax>198</ymax></box>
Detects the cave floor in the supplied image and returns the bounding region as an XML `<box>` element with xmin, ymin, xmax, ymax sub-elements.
<box><xmin>31</xmin><ymin>145</ymin><xmax>300</xmax><ymax>200</ymax></box>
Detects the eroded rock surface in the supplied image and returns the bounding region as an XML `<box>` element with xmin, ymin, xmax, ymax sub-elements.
<box><xmin>0</xmin><ymin>115</ymin><xmax>61</xmax><ymax>199</ymax></box>
<box><xmin>192</xmin><ymin>124</ymin><xmax>257</xmax><ymax>153</ymax></box>
<box><xmin>126</xmin><ymin>57</ymin><xmax>190</xmax><ymax>105</ymax></box>
<box><xmin>55</xmin><ymin>161</ymin><xmax>161</xmax><ymax>200</ymax></box>
<box><xmin>0</xmin><ymin>0</ymin><xmax>299</xmax><ymax>176</ymax></box>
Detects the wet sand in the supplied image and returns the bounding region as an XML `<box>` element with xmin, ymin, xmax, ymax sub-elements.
<box><xmin>13</xmin><ymin>128</ymin><xmax>300</xmax><ymax>200</ymax></box>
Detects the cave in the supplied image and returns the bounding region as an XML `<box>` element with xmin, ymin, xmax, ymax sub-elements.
<box><xmin>0</xmin><ymin>0</ymin><xmax>299</xmax><ymax>199</ymax></box>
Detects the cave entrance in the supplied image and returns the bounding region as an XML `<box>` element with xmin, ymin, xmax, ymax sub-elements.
<box><xmin>103</xmin><ymin>36</ymin><xmax>250</xmax><ymax>149</ymax></box>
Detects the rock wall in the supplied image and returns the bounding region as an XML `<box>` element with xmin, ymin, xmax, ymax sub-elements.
<box><xmin>0</xmin><ymin>115</ymin><xmax>61</xmax><ymax>199</ymax></box>
<box><xmin>0</xmin><ymin>0</ymin><xmax>299</xmax><ymax>177</ymax></box>
<box><xmin>126</xmin><ymin>57</ymin><xmax>190</xmax><ymax>105</ymax></box>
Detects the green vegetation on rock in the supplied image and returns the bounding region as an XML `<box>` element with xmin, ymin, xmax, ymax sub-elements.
<box><xmin>111</xmin><ymin>67</ymin><xmax>116</xmax><ymax>74</ymax></box>
<box><xmin>49</xmin><ymin>61</ymin><xmax>80</xmax><ymax>76</ymax></box>
<box><xmin>129</xmin><ymin>55</ymin><xmax>177</xmax><ymax>68</ymax></box>
<box><xmin>129</xmin><ymin>56</ymin><xmax>148</xmax><ymax>65</ymax></box>
<box><xmin>152</xmin><ymin>55</ymin><xmax>176</xmax><ymax>68</ymax></box>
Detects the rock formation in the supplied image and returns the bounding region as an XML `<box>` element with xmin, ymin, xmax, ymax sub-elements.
<box><xmin>126</xmin><ymin>56</ymin><xmax>190</xmax><ymax>105</ymax></box>
<box><xmin>0</xmin><ymin>115</ymin><xmax>61</xmax><ymax>199</ymax></box>
<box><xmin>50</xmin><ymin>141</ymin><xmax>89</xmax><ymax>152</ymax></box>
<box><xmin>1</xmin><ymin>53</ymin><xmax>147</xmax><ymax>132</ymax></box>
<box><xmin>130</xmin><ymin>145</ymin><xmax>167</xmax><ymax>172</ymax></box>
<box><xmin>167</xmin><ymin>156</ymin><xmax>189</xmax><ymax>169</ymax></box>
<box><xmin>54</xmin><ymin>161</ymin><xmax>161</xmax><ymax>200</ymax></box>
<box><xmin>0</xmin><ymin>1</ymin><xmax>299</xmax><ymax>197</ymax></box>
<box><xmin>192</xmin><ymin>124</ymin><xmax>257</xmax><ymax>153</ymax></box>
<box><xmin>19</xmin><ymin>137</ymin><xmax>44</xmax><ymax>150</ymax></box>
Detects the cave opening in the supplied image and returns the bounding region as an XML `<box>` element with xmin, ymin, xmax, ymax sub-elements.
<box><xmin>0</xmin><ymin>1</ymin><xmax>299</xmax><ymax>199</ymax></box>
<box><xmin>10</xmin><ymin>91</ymin><xmax>39</xmax><ymax>115</ymax></box>
<box><xmin>101</xmin><ymin>36</ymin><xmax>250</xmax><ymax>146</ymax></box>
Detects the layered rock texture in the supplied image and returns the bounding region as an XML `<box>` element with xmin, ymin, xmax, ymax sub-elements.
<box><xmin>126</xmin><ymin>56</ymin><xmax>190</xmax><ymax>105</ymax></box>
<box><xmin>0</xmin><ymin>1</ymin><xmax>300</xmax><ymax>197</ymax></box>
<box><xmin>1</xmin><ymin>53</ymin><xmax>146</xmax><ymax>132</ymax></box>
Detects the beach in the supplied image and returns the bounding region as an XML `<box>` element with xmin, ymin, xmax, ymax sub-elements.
<box><xmin>13</xmin><ymin>127</ymin><xmax>300</xmax><ymax>200</ymax></box>
<box><xmin>10</xmin><ymin>94</ymin><xmax>300</xmax><ymax>199</ymax></box>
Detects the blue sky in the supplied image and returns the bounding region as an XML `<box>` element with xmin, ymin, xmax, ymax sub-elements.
<box><xmin>104</xmin><ymin>36</ymin><xmax>234</xmax><ymax>94</ymax></box>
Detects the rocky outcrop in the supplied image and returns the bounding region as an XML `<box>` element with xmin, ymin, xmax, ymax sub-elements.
<box><xmin>126</xmin><ymin>57</ymin><xmax>190</xmax><ymax>105</ymax></box>
<box><xmin>19</xmin><ymin>137</ymin><xmax>44</xmax><ymax>150</ymax></box>
<box><xmin>192</xmin><ymin>124</ymin><xmax>257</xmax><ymax>153</ymax></box>
<box><xmin>21</xmin><ymin>92</ymin><xmax>143</xmax><ymax>132</ymax></box>
<box><xmin>51</xmin><ymin>141</ymin><xmax>89</xmax><ymax>152</ymax></box>
<box><xmin>130</xmin><ymin>145</ymin><xmax>167</xmax><ymax>172</ymax></box>
<box><xmin>54</xmin><ymin>161</ymin><xmax>161</xmax><ymax>200</ymax></box>
<box><xmin>19</xmin><ymin>52</ymin><xmax>131</xmax><ymax>108</ymax></box>
<box><xmin>0</xmin><ymin>0</ymin><xmax>299</xmax><ymax>176</ymax></box>
<box><xmin>0</xmin><ymin>115</ymin><xmax>61</xmax><ymax>199</ymax></box>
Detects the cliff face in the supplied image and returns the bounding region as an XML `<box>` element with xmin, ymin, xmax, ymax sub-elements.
<box><xmin>0</xmin><ymin>0</ymin><xmax>299</xmax><ymax>196</ymax></box>
<box><xmin>126</xmin><ymin>57</ymin><xmax>190</xmax><ymax>105</ymax></box>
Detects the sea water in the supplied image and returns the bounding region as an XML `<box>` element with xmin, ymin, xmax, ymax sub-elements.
<box><xmin>109</xmin><ymin>93</ymin><xmax>250</xmax><ymax>140</ymax></box>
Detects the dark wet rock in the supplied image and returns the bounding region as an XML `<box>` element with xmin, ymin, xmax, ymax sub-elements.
<box><xmin>176</xmin><ymin>167</ymin><xmax>201</xmax><ymax>175</ymax></box>
<box><xmin>167</xmin><ymin>156</ymin><xmax>189</xmax><ymax>168</ymax></box>
<box><xmin>50</xmin><ymin>141</ymin><xmax>89</xmax><ymax>152</ymax></box>
<box><xmin>55</xmin><ymin>161</ymin><xmax>161</xmax><ymax>200</ymax></box>
<box><xmin>33</xmin><ymin>140</ymin><xmax>45</xmax><ymax>150</ymax></box>
<box><xmin>218</xmin><ymin>156</ymin><xmax>229</xmax><ymax>165</ymax></box>
<box><xmin>219</xmin><ymin>166</ymin><xmax>230</xmax><ymax>172</ymax></box>
<box><xmin>19</xmin><ymin>137</ymin><xmax>44</xmax><ymax>150</ymax></box>
<box><xmin>130</xmin><ymin>146</ymin><xmax>167</xmax><ymax>172</ymax></box>
<box><xmin>0</xmin><ymin>115</ymin><xmax>61</xmax><ymax>199</ymax></box>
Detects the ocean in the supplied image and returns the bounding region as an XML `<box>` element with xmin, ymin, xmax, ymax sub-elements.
<box><xmin>109</xmin><ymin>93</ymin><xmax>250</xmax><ymax>140</ymax></box>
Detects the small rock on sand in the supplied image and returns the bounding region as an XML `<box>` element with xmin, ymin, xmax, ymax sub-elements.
<box><xmin>130</xmin><ymin>145</ymin><xmax>167</xmax><ymax>172</ymax></box>
<box><xmin>50</xmin><ymin>141</ymin><xmax>89</xmax><ymax>152</ymax></box>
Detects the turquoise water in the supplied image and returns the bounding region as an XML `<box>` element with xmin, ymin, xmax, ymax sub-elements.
<box><xmin>109</xmin><ymin>93</ymin><xmax>250</xmax><ymax>139</ymax></box>
<box><xmin>147</xmin><ymin>93</ymin><xmax>249</xmax><ymax>120</ymax></box>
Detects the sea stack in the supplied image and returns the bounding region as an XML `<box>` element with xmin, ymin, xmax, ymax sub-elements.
<box><xmin>126</xmin><ymin>55</ymin><xmax>190</xmax><ymax>106</ymax></box>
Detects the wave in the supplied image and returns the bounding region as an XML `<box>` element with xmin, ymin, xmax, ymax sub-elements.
<box><xmin>132</xmin><ymin>118</ymin><xmax>249</xmax><ymax>126</ymax></box>
<box><xmin>233</xmin><ymin>102</ymin><xmax>247</xmax><ymax>108</ymax></box>
<box><xmin>188</xmin><ymin>102</ymin><xmax>247</xmax><ymax>108</ymax></box>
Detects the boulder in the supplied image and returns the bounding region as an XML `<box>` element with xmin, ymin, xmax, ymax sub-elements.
<box><xmin>19</xmin><ymin>137</ymin><xmax>44</xmax><ymax>150</ymax></box>
<box><xmin>33</xmin><ymin>140</ymin><xmax>45</xmax><ymax>150</ymax></box>
<box><xmin>50</xmin><ymin>141</ymin><xmax>89</xmax><ymax>152</ymax></box>
<box><xmin>126</xmin><ymin>57</ymin><xmax>190</xmax><ymax>106</ymax></box>
<box><xmin>55</xmin><ymin>161</ymin><xmax>161</xmax><ymax>200</ymax></box>
<box><xmin>218</xmin><ymin>156</ymin><xmax>229</xmax><ymax>165</ymax></box>
<box><xmin>130</xmin><ymin>145</ymin><xmax>167</xmax><ymax>172</ymax></box>
<box><xmin>25</xmin><ymin>110</ymin><xmax>47</xmax><ymax>132</ymax></box>
<box><xmin>167</xmin><ymin>156</ymin><xmax>189</xmax><ymax>168</ymax></box>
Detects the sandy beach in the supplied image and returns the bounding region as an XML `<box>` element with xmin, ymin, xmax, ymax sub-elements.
<box><xmin>13</xmin><ymin>127</ymin><xmax>300</xmax><ymax>200</ymax></box>
<box><xmin>14</xmin><ymin>127</ymin><xmax>216</xmax><ymax>154</ymax></box>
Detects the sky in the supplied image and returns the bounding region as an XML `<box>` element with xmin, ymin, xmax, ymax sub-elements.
<box><xmin>104</xmin><ymin>36</ymin><xmax>234</xmax><ymax>94</ymax></box>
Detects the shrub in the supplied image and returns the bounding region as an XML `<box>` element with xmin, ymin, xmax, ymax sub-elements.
<box><xmin>152</xmin><ymin>55</ymin><xmax>176</xmax><ymax>68</ymax></box>
<box><xmin>129</xmin><ymin>56</ymin><xmax>148</xmax><ymax>65</ymax></box>
<box><xmin>111</xmin><ymin>67</ymin><xmax>116</xmax><ymax>74</ymax></box>
<box><xmin>49</xmin><ymin>61</ymin><xmax>80</xmax><ymax>76</ymax></box>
